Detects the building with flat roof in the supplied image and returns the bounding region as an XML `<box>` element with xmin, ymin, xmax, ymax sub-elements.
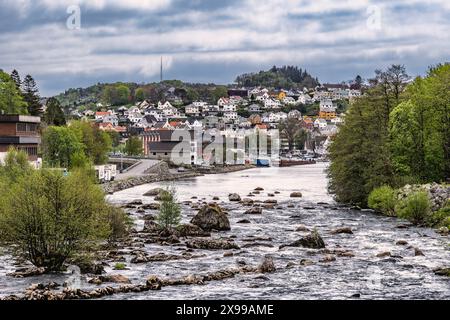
<box><xmin>0</xmin><ymin>115</ymin><xmax>41</xmax><ymax>165</ymax></box>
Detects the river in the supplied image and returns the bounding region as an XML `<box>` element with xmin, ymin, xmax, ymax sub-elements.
<box><xmin>0</xmin><ymin>163</ymin><xmax>449</xmax><ymax>299</ymax></box>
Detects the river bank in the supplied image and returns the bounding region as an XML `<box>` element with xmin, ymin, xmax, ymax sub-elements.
<box><xmin>1</xmin><ymin>164</ymin><xmax>449</xmax><ymax>300</ymax></box>
<box><xmin>103</xmin><ymin>164</ymin><xmax>256</xmax><ymax>194</ymax></box>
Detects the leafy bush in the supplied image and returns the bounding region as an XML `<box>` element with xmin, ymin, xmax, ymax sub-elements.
<box><xmin>157</xmin><ymin>188</ymin><xmax>181</xmax><ymax>230</ymax></box>
<box><xmin>368</xmin><ymin>186</ymin><xmax>397</xmax><ymax>216</ymax></box>
<box><xmin>108</xmin><ymin>206</ymin><xmax>132</xmax><ymax>241</ymax></box>
<box><xmin>396</xmin><ymin>191</ymin><xmax>430</xmax><ymax>225</ymax></box>
<box><xmin>113</xmin><ymin>263</ymin><xmax>127</xmax><ymax>270</ymax></box>
<box><xmin>430</xmin><ymin>202</ymin><xmax>450</xmax><ymax>229</ymax></box>
<box><xmin>0</xmin><ymin>169</ymin><xmax>112</xmax><ymax>271</ymax></box>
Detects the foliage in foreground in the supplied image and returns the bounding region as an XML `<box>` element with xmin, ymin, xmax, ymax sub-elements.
<box><xmin>0</xmin><ymin>155</ymin><xmax>129</xmax><ymax>271</ymax></box>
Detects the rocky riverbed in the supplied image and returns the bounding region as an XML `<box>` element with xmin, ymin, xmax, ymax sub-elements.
<box><xmin>0</xmin><ymin>164</ymin><xmax>449</xmax><ymax>300</ymax></box>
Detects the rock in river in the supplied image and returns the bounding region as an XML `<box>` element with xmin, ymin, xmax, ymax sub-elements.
<box><xmin>258</xmin><ymin>256</ymin><xmax>276</xmax><ymax>273</ymax></box>
<box><xmin>177</xmin><ymin>224</ymin><xmax>211</xmax><ymax>237</ymax></box>
<box><xmin>229</xmin><ymin>193</ymin><xmax>241</xmax><ymax>202</ymax></box>
<box><xmin>331</xmin><ymin>227</ymin><xmax>353</xmax><ymax>235</ymax></box>
<box><xmin>186</xmin><ymin>239</ymin><xmax>240</xmax><ymax>250</ymax></box>
<box><xmin>143</xmin><ymin>188</ymin><xmax>164</xmax><ymax>197</ymax></box>
<box><xmin>280</xmin><ymin>230</ymin><xmax>326</xmax><ymax>249</ymax></box>
<box><xmin>290</xmin><ymin>192</ymin><xmax>303</xmax><ymax>198</ymax></box>
<box><xmin>244</xmin><ymin>207</ymin><xmax>263</xmax><ymax>215</ymax></box>
<box><xmin>191</xmin><ymin>204</ymin><xmax>231</xmax><ymax>231</ymax></box>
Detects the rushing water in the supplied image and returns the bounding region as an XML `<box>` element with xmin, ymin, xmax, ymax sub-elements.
<box><xmin>0</xmin><ymin>163</ymin><xmax>449</xmax><ymax>299</ymax></box>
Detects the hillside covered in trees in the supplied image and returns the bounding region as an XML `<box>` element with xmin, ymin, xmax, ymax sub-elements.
<box><xmin>54</xmin><ymin>81</ymin><xmax>229</xmax><ymax>110</ymax></box>
<box><xmin>235</xmin><ymin>66</ymin><xmax>320</xmax><ymax>89</ymax></box>
<box><xmin>53</xmin><ymin>66</ymin><xmax>320</xmax><ymax>109</ymax></box>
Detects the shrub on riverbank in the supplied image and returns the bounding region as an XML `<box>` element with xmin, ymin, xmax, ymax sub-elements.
<box><xmin>368</xmin><ymin>186</ymin><xmax>397</xmax><ymax>216</ymax></box>
<box><xmin>396</xmin><ymin>191</ymin><xmax>431</xmax><ymax>225</ymax></box>
<box><xmin>0</xmin><ymin>165</ymin><xmax>128</xmax><ymax>272</ymax></box>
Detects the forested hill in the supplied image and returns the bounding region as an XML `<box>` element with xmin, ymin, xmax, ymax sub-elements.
<box><xmin>235</xmin><ymin>66</ymin><xmax>320</xmax><ymax>89</ymax></box>
<box><xmin>54</xmin><ymin>66</ymin><xmax>320</xmax><ymax>109</ymax></box>
<box><xmin>54</xmin><ymin>80</ymin><xmax>229</xmax><ymax>109</ymax></box>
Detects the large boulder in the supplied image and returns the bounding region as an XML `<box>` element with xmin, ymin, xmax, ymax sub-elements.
<box><xmin>191</xmin><ymin>204</ymin><xmax>231</xmax><ymax>231</ymax></box>
<box><xmin>280</xmin><ymin>230</ymin><xmax>326</xmax><ymax>249</ymax></box>
<box><xmin>229</xmin><ymin>193</ymin><xmax>241</xmax><ymax>202</ymax></box>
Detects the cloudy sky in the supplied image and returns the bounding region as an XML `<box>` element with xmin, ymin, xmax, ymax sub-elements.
<box><xmin>0</xmin><ymin>0</ymin><xmax>449</xmax><ymax>96</ymax></box>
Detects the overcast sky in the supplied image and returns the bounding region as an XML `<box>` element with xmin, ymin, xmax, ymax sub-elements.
<box><xmin>0</xmin><ymin>0</ymin><xmax>449</xmax><ymax>96</ymax></box>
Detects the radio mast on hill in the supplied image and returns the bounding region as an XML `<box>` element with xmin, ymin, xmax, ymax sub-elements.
<box><xmin>160</xmin><ymin>56</ymin><xmax>163</xmax><ymax>82</ymax></box>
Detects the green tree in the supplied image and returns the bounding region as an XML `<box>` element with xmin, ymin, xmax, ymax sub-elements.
<box><xmin>0</xmin><ymin>71</ymin><xmax>28</xmax><ymax>114</ymax></box>
<box><xmin>116</xmin><ymin>85</ymin><xmax>131</xmax><ymax>105</ymax></box>
<box><xmin>368</xmin><ymin>186</ymin><xmax>397</xmax><ymax>216</ymax></box>
<box><xmin>157</xmin><ymin>188</ymin><xmax>181</xmax><ymax>230</ymax></box>
<box><xmin>278</xmin><ymin>118</ymin><xmax>303</xmax><ymax>151</ymax></box>
<box><xmin>44</xmin><ymin>97</ymin><xmax>66</xmax><ymax>126</ymax></box>
<box><xmin>0</xmin><ymin>147</ymin><xmax>32</xmax><ymax>183</ymax></box>
<box><xmin>211</xmin><ymin>86</ymin><xmax>228</xmax><ymax>103</ymax></box>
<box><xmin>390</xmin><ymin>64</ymin><xmax>450</xmax><ymax>182</ymax></box>
<box><xmin>135</xmin><ymin>88</ymin><xmax>145</xmax><ymax>102</ymax></box>
<box><xmin>0</xmin><ymin>169</ymin><xmax>112</xmax><ymax>271</ymax></box>
<box><xmin>41</xmin><ymin>126</ymin><xmax>84</xmax><ymax>168</ymax></box>
<box><xmin>124</xmin><ymin>136</ymin><xmax>143</xmax><ymax>156</ymax></box>
<box><xmin>328</xmin><ymin>65</ymin><xmax>410</xmax><ymax>206</ymax></box>
<box><xmin>10</xmin><ymin>69</ymin><xmax>22</xmax><ymax>90</ymax></box>
<box><xmin>70</xmin><ymin>121</ymin><xmax>112</xmax><ymax>165</ymax></box>
<box><xmin>22</xmin><ymin>75</ymin><xmax>42</xmax><ymax>116</ymax></box>
<box><xmin>186</xmin><ymin>88</ymin><xmax>200</xmax><ymax>103</ymax></box>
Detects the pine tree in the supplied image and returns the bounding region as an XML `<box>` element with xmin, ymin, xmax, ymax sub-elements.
<box><xmin>22</xmin><ymin>75</ymin><xmax>42</xmax><ymax>116</ymax></box>
<box><xmin>44</xmin><ymin>97</ymin><xmax>66</xmax><ymax>126</ymax></box>
<box><xmin>10</xmin><ymin>70</ymin><xmax>22</xmax><ymax>91</ymax></box>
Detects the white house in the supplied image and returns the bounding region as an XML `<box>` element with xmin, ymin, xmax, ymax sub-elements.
<box><xmin>320</xmin><ymin>99</ymin><xmax>337</xmax><ymax>113</ymax></box>
<box><xmin>162</xmin><ymin>106</ymin><xmax>181</xmax><ymax>117</ymax></box>
<box><xmin>144</xmin><ymin>108</ymin><xmax>165</xmax><ymax>121</ymax></box>
<box><xmin>283</xmin><ymin>97</ymin><xmax>297</xmax><ymax>105</ymax></box>
<box><xmin>103</xmin><ymin>114</ymin><xmax>119</xmax><ymax>126</ymax></box>
<box><xmin>128</xmin><ymin>112</ymin><xmax>143</xmax><ymax>124</ymax></box>
<box><xmin>95</xmin><ymin>111</ymin><xmax>111</xmax><ymax>121</ymax></box>
<box><xmin>288</xmin><ymin>109</ymin><xmax>302</xmax><ymax>119</ymax></box>
<box><xmin>314</xmin><ymin>118</ymin><xmax>328</xmax><ymax>129</ymax></box>
<box><xmin>264</xmin><ymin>99</ymin><xmax>281</xmax><ymax>109</ymax></box>
<box><xmin>185</xmin><ymin>104</ymin><xmax>201</xmax><ymax>115</ymax></box>
<box><xmin>222</xmin><ymin>104</ymin><xmax>237</xmax><ymax>112</ymax></box>
<box><xmin>217</xmin><ymin>97</ymin><xmax>230</xmax><ymax>107</ymax></box>
<box><xmin>223</xmin><ymin>111</ymin><xmax>238</xmax><ymax>122</ymax></box>
<box><xmin>157</xmin><ymin>101</ymin><xmax>174</xmax><ymax>110</ymax></box>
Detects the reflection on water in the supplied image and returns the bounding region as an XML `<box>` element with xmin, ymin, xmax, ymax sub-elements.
<box><xmin>108</xmin><ymin>163</ymin><xmax>333</xmax><ymax>204</ymax></box>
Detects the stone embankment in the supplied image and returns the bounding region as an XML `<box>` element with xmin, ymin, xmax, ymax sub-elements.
<box><xmin>103</xmin><ymin>162</ymin><xmax>255</xmax><ymax>194</ymax></box>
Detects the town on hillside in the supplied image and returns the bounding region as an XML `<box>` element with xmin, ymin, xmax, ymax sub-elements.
<box><xmin>64</xmin><ymin>83</ymin><xmax>360</xmax><ymax>166</ymax></box>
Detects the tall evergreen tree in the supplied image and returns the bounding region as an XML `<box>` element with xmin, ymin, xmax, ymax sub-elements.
<box><xmin>22</xmin><ymin>75</ymin><xmax>42</xmax><ymax>116</ymax></box>
<box><xmin>44</xmin><ymin>97</ymin><xmax>66</xmax><ymax>126</ymax></box>
<box><xmin>0</xmin><ymin>71</ymin><xmax>27</xmax><ymax>115</ymax></box>
<box><xmin>10</xmin><ymin>69</ymin><xmax>22</xmax><ymax>91</ymax></box>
